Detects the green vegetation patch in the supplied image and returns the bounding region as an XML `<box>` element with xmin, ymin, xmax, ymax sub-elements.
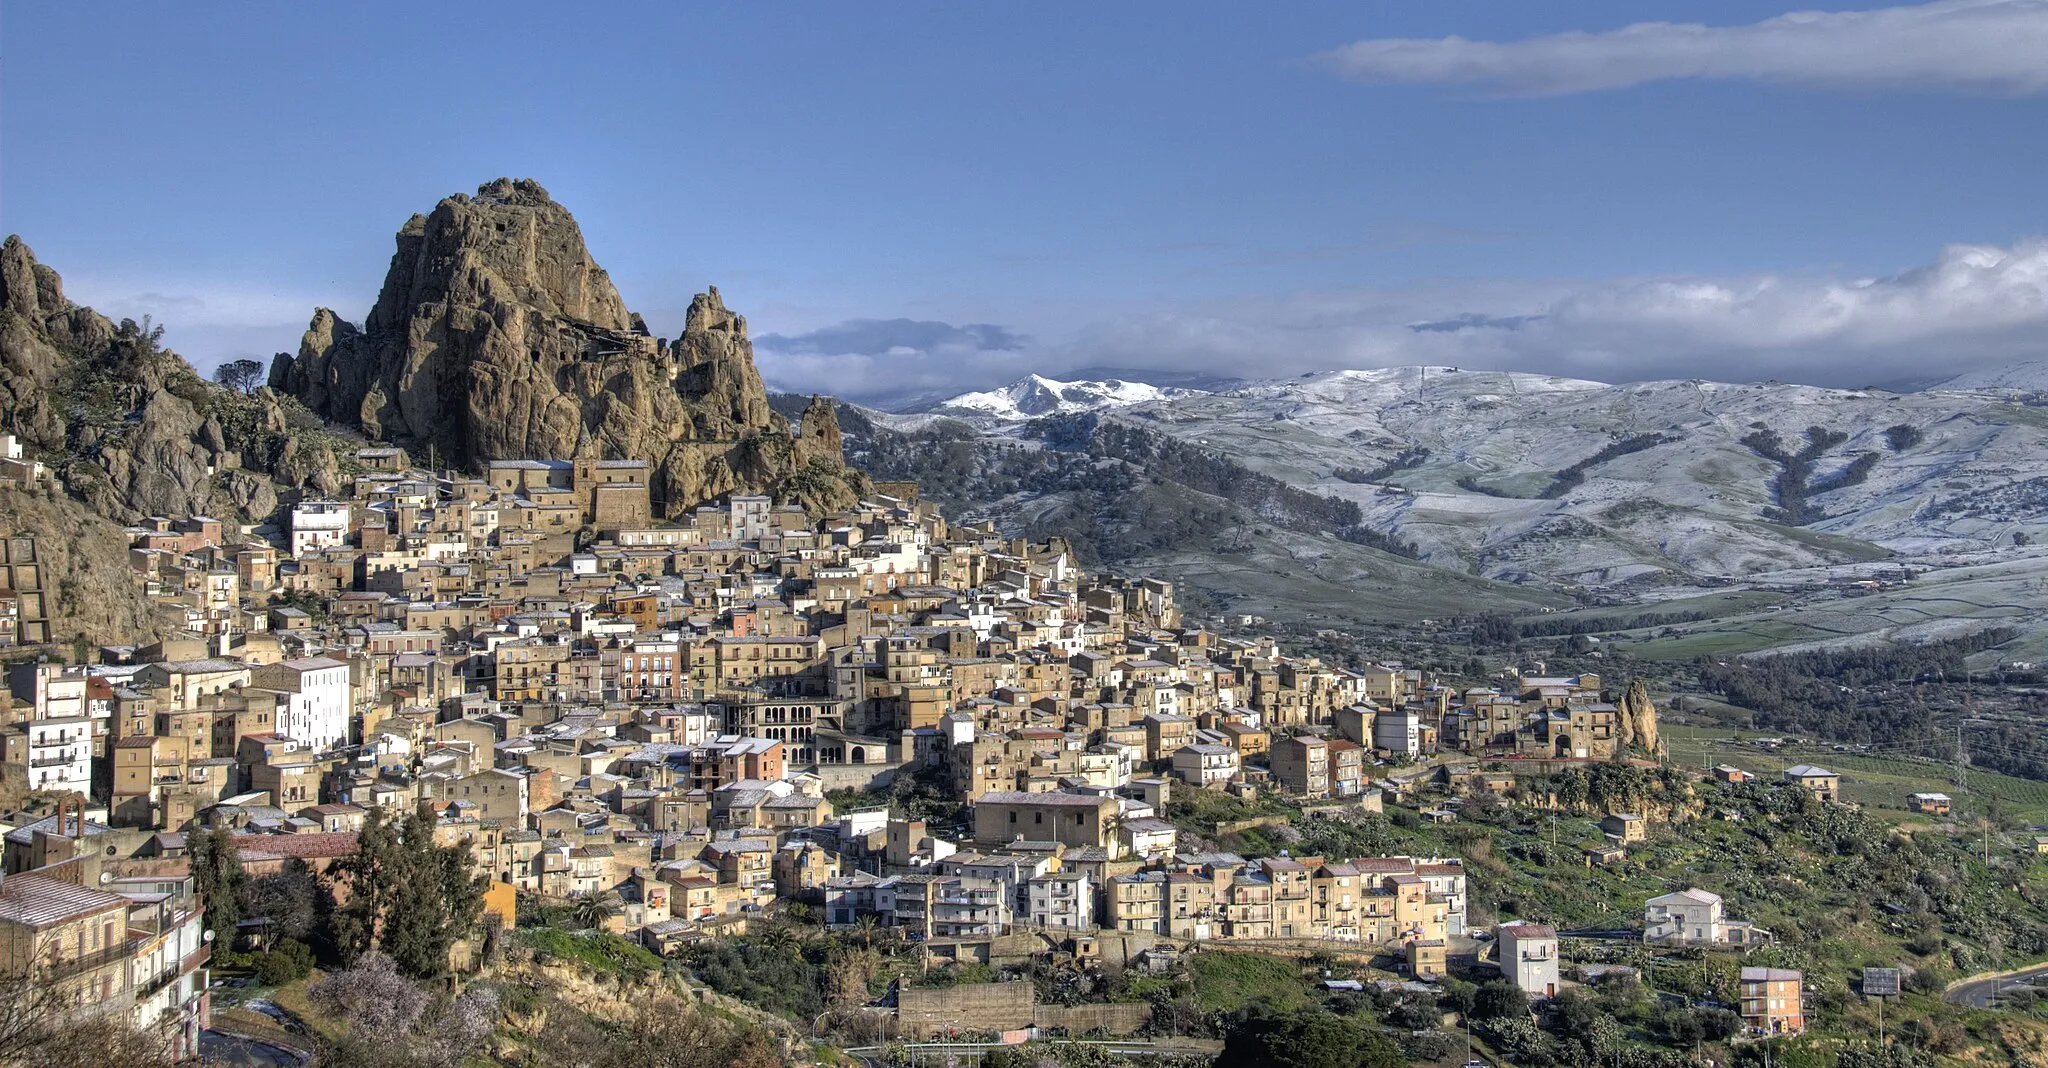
<box><xmin>1188</xmin><ymin>951</ymin><xmax>1316</xmax><ymax>1015</ymax></box>
<box><xmin>515</xmin><ymin>926</ymin><xmax>663</xmax><ymax>977</ymax></box>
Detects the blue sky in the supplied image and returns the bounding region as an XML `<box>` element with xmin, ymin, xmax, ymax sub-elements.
<box><xmin>5</xmin><ymin>1</ymin><xmax>2046</xmax><ymax>404</ymax></box>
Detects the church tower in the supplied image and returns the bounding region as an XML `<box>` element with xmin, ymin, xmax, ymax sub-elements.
<box><xmin>572</xmin><ymin>425</ymin><xmax>600</xmax><ymax>524</ymax></box>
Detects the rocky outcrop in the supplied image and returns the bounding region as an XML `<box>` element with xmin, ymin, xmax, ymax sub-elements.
<box><xmin>0</xmin><ymin>235</ymin><xmax>350</xmax><ymax>525</ymax></box>
<box><xmin>273</xmin><ymin>178</ymin><xmax>861</xmax><ymax>516</ymax></box>
<box><xmin>1617</xmin><ymin>678</ymin><xmax>1662</xmax><ymax>755</ymax></box>
<box><xmin>0</xmin><ymin>487</ymin><xmax>164</xmax><ymax>647</ymax></box>
<box><xmin>796</xmin><ymin>395</ymin><xmax>845</xmax><ymax>464</ymax></box>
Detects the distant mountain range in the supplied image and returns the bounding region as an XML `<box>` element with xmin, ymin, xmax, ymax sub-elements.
<box><xmin>928</xmin><ymin>374</ymin><xmax>1209</xmax><ymax>424</ymax></box>
<box><xmin>837</xmin><ymin>363</ymin><xmax>2048</xmax><ymax>658</ymax></box>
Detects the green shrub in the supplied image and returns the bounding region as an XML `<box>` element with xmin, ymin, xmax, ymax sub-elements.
<box><xmin>515</xmin><ymin>926</ymin><xmax>661</xmax><ymax>978</ymax></box>
<box><xmin>256</xmin><ymin>939</ymin><xmax>315</xmax><ymax>985</ymax></box>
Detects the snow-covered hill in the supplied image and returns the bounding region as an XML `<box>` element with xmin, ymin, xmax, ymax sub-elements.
<box><xmin>1935</xmin><ymin>359</ymin><xmax>2048</xmax><ymax>392</ymax></box>
<box><xmin>838</xmin><ymin>366</ymin><xmax>2048</xmax><ymax>652</ymax></box>
<box><xmin>1103</xmin><ymin>366</ymin><xmax>2048</xmax><ymax>588</ymax></box>
<box><xmin>928</xmin><ymin>374</ymin><xmax>1204</xmax><ymax>424</ymax></box>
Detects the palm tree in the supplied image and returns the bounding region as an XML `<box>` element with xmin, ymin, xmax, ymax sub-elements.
<box><xmin>854</xmin><ymin>913</ymin><xmax>879</xmax><ymax>950</ymax></box>
<box><xmin>573</xmin><ymin>895</ymin><xmax>609</xmax><ymax>931</ymax></box>
<box><xmin>1103</xmin><ymin>809</ymin><xmax>1129</xmax><ymax>855</ymax></box>
<box><xmin>758</xmin><ymin>924</ymin><xmax>800</xmax><ymax>961</ymax></box>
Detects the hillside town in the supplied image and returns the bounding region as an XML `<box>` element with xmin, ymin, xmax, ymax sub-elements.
<box><xmin>0</xmin><ymin>439</ymin><xmax>1723</xmax><ymax>1044</ymax></box>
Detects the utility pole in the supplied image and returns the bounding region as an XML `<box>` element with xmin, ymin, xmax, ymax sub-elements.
<box><xmin>1956</xmin><ymin>724</ymin><xmax>1967</xmax><ymax>793</ymax></box>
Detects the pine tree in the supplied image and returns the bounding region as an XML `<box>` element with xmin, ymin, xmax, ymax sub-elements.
<box><xmin>189</xmin><ymin>825</ymin><xmax>248</xmax><ymax>946</ymax></box>
<box><xmin>382</xmin><ymin>806</ymin><xmax>485</xmax><ymax>979</ymax></box>
<box><xmin>328</xmin><ymin>804</ymin><xmax>485</xmax><ymax>978</ymax></box>
<box><xmin>328</xmin><ymin>806</ymin><xmax>402</xmax><ymax>964</ymax></box>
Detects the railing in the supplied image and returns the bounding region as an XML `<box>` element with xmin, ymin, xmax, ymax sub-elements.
<box><xmin>137</xmin><ymin>962</ymin><xmax>187</xmax><ymax>999</ymax></box>
<box><xmin>42</xmin><ymin>942</ymin><xmax>136</xmax><ymax>982</ymax></box>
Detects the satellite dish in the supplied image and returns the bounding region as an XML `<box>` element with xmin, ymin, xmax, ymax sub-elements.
<box><xmin>99</xmin><ymin>871</ymin><xmax>113</xmax><ymax>884</ymax></box>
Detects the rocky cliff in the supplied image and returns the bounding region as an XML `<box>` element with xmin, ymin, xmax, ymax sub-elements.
<box><xmin>1617</xmin><ymin>678</ymin><xmax>1662</xmax><ymax>755</ymax></box>
<box><xmin>0</xmin><ymin>235</ymin><xmax>361</xmax><ymax>646</ymax></box>
<box><xmin>272</xmin><ymin>178</ymin><xmax>864</xmax><ymax>515</ymax></box>
<box><xmin>0</xmin><ymin>235</ymin><xmax>350</xmax><ymax>523</ymax></box>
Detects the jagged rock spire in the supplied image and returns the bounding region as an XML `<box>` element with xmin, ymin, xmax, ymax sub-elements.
<box><xmin>270</xmin><ymin>179</ymin><xmax>859</xmax><ymax>515</ymax></box>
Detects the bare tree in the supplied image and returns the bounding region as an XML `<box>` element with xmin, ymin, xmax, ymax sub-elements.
<box><xmin>0</xmin><ymin>960</ymin><xmax>177</xmax><ymax>1068</ymax></box>
<box><xmin>212</xmin><ymin>357</ymin><xmax>266</xmax><ymax>394</ymax></box>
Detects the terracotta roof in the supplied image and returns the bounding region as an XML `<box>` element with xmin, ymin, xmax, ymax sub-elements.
<box><xmin>232</xmin><ymin>831</ymin><xmax>360</xmax><ymax>860</ymax></box>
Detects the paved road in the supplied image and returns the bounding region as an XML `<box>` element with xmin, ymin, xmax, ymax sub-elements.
<box><xmin>199</xmin><ymin>1029</ymin><xmax>308</xmax><ymax>1067</ymax></box>
<box><xmin>845</xmin><ymin>1039</ymin><xmax>1226</xmax><ymax>1059</ymax></box>
<box><xmin>1945</xmin><ymin>963</ymin><xmax>2048</xmax><ymax>1009</ymax></box>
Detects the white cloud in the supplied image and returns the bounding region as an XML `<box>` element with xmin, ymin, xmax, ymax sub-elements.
<box><xmin>59</xmin><ymin>241</ymin><xmax>2048</xmax><ymax>407</ymax></box>
<box><xmin>56</xmin><ymin>272</ymin><xmax>363</xmax><ymax>375</ymax></box>
<box><xmin>1313</xmin><ymin>0</ymin><xmax>2048</xmax><ymax>97</ymax></box>
<box><xmin>1051</xmin><ymin>237</ymin><xmax>2048</xmax><ymax>391</ymax></box>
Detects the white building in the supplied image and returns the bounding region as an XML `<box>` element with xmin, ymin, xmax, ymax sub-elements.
<box><xmin>253</xmin><ymin>656</ymin><xmax>353</xmax><ymax>751</ymax></box>
<box><xmin>1497</xmin><ymin>921</ymin><xmax>1560</xmax><ymax>999</ymax></box>
<box><xmin>1373</xmin><ymin>707</ymin><xmax>1421</xmax><ymax>758</ymax></box>
<box><xmin>1120</xmin><ymin>816</ymin><xmax>1179</xmax><ymax>861</ymax></box>
<box><xmin>290</xmin><ymin>500</ymin><xmax>351</xmax><ymax>558</ymax></box>
<box><xmin>25</xmin><ymin>716</ymin><xmax>93</xmax><ymax>794</ymax></box>
<box><xmin>1416</xmin><ymin>860</ymin><xmax>1470</xmax><ymax>937</ymax></box>
<box><xmin>1645</xmin><ymin>888</ymin><xmax>1724</xmax><ymax>944</ymax></box>
<box><xmin>729</xmin><ymin>495</ymin><xmax>773</xmax><ymax>542</ymax></box>
<box><xmin>1170</xmin><ymin>743</ymin><xmax>1239</xmax><ymax>789</ymax></box>
<box><xmin>930</xmin><ymin>877</ymin><xmax>1009</xmax><ymax>938</ymax></box>
<box><xmin>1026</xmin><ymin>871</ymin><xmax>1092</xmax><ymax>930</ymax></box>
<box><xmin>7</xmin><ymin>662</ymin><xmax>86</xmax><ymax>719</ymax></box>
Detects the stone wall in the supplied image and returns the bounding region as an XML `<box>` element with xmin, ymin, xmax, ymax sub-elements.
<box><xmin>896</xmin><ymin>981</ymin><xmax>1035</xmax><ymax>1037</ymax></box>
<box><xmin>1033</xmin><ymin>1002</ymin><xmax>1152</xmax><ymax>1035</ymax></box>
<box><xmin>1215</xmin><ymin>814</ymin><xmax>1291</xmax><ymax>836</ymax></box>
<box><xmin>896</xmin><ymin>981</ymin><xmax>1154</xmax><ymax>1038</ymax></box>
<box><xmin>807</xmin><ymin>760</ymin><xmax>904</xmax><ymax>793</ymax></box>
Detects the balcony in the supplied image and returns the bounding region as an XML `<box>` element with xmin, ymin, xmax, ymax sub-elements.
<box><xmin>137</xmin><ymin>963</ymin><xmax>186</xmax><ymax>1000</ymax></box>
<box><xmin>42</xmin><ymin>942</ymin><xmax>138</xmax><ymax>982</ymax></box>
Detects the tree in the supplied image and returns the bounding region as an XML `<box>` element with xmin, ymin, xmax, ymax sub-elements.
<box><xmin>1468</xmin><ymin>614</ymin><xmax>1520</xmax><ymax>647</ymax></box>
<box><xmin>1477</xmin><ymin>1015</ymin><xmax>1557</xmax><ymax>1066</ymax></box>
<box><xmin>189</xmin><ymin>824</ymin><xmax>248</xmax><ymax>946</ymax></box>
<box><xmin>756</xmin><ymin>924</ymin><xmax>800</xmax><ymax>962</ymax></box>
<box><xmin>573</xmin><ymin>895</ymin><xmax>611</xmax><ymax>931</ymax></box>
<box><xmin>1836</xmin><ymin>1044</ymin><xmax>1936</xmax><ymax>1068</ymax></box>
<box><xmin>329</xmin><ymin>804</ymin><xmax>485</xmax><ymax>978</ymax></box>
<box><xmin>1436</xmin><ymin>976</ymin><xmax>1478</xmax><ymax>1016</ymax></box>
<box><xmin>381</xmin><ymin>805</ymin><xmax>487</xmax><ymax>979</ymax></box>
<box><xmin>212</xmin><ymin>358</ymin><xmax>266</xmax><ymax>394</ymax></box>
<box><xmin>0</xmin><ymin>958</ymin><xmax>178</xmax><ymax>1068</ymax></box>
<box><xmin>854</xmin><ymin>912</ymin><xmax>879</xmax><ymax>950</ymax></box>
<box><xmin>1472</xmin><ymin>979</ymin><xmax>1529</xmax><ymax>1021</ymax></box>
<box><xmin>241</xmin><ymin>857</ymin><xmax>318</xmax><ymax>945</ymax></box>
<box><xmin>587</xmin><ymin>996</ymin><xmax>780</xmax><ymax>1068</ymax></box>
<box><xmin>255</xmin><ymin>939</ymin><xmax>315</xmax><ymax>985</ymax></box>
<box><xmin>308</xmin><ymin>952</ymin><xmax>428</xmax><ymax>1041</ymax></box>
<box><xmin>329</xmin><ymin>806</ymin><xmax>402</xmax><ymax>962</ymax></box>
<box><xmin>1219</xmin><ymin>1008</ymin><xmax>1405</xmax><ymax>1068</ymax></box>
<box><xmin>308</xmin><ymin>952</ymin><xmax>500</xmax><ymax>1068</ymax></box>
